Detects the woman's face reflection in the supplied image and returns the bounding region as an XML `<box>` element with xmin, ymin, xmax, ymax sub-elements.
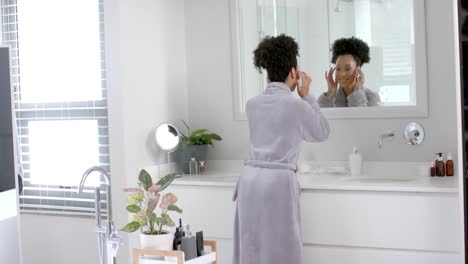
<box><xmin>335</xmin><ymin>54</ymin><xmax>359</xmax><ymax>89</ymax></box>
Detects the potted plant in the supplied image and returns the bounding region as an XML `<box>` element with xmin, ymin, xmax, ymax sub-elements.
<box><xmin>121</xmin><ymin>169</ymin><xmax>183</xmax><ymax>250</ymax></box>
<box><xmin>175</xmin><ymin>120</ymin><xmax>222</xmax><ymax>174</ymax></box>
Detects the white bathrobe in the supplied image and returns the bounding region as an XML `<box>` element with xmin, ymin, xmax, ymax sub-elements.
<box><xmin>232</xmin><ymin>82</ymin><xmax>330</xmax><ymax>264</ymax></box>
<box><xmin>317</xmin><ymin>87</ymin><xmax>381</xmax><ymax>107</ymax></box>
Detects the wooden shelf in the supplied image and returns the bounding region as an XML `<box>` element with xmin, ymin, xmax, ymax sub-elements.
<box><xmin>133</xmin><ymin>240</ymin><xmax>218</xmax><ymax>264</ymax></box>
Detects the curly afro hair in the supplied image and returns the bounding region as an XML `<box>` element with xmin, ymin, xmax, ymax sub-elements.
<box><xmin>331</xmin><ymin>36</ymin><xmax>370</xmax><ymax>67</ymax></box>
<box><xmin>253</xmin><ymin>34</ymin><xmax>299</xmax><ymax>82</ymax></box>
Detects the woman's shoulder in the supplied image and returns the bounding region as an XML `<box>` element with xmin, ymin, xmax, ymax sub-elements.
<box><xmin>362</xmin><ymin>87</ymin><xmax>380</xmax><ymax>99</ymax></box>
<box><xmin>362</xmin><ymin>87</ymin><xmax>378</xmax><ymax>95</ymax></box>
<box><xmin>362</xmin><ymin>87</ymin><xmax>382</xmax><ymax>105</ymax></box>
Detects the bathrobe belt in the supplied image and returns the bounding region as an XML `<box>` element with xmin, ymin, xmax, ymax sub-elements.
<box><xmin>243</xmin><ymin>160</ymin><xmax>297</xmax><ymax>171</ymax></box>
<box><xmin>233</xmin><ymin>160</ymin><xmax>297</xmax><ymax>201</ymax></box>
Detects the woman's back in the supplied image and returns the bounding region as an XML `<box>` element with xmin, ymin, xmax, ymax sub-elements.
<box><xmin>246</xmin><ymin>83</ymin><xmax>302</xmax><ymax>164</ymax></box>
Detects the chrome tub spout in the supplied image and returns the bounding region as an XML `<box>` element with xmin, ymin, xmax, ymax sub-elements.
<box><xmin>78</xmin><ymin>166</ymin><xmax>122</xmax><ymax>264</ymax></box>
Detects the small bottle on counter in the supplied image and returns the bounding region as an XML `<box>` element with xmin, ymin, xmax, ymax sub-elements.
<box><xmin>198</xmin><ymin>160</ymin><xmax>207</xmax><ymax>174</ymax></box>
<box><xmin>430</xmin><ymin>166</ymin><xmax>436</xmax><ymax>177</ymax></box>
<box><xmin>180</xmin><ymin>224</ymin><xmax>197</xmax><ymax>260</ymax></box>
<box><xmin>446</xmin><ymin>152</ymin><xmax>454</xmax><ymax>176</ymax></box>
<box><xmin>189</xmin><ymin>158</ymin><xmax>199</xmax><ymax>176</ymax></box>
<box><xmin>173</xmin><ymin>218</ymin><xmax>185</xmax><ymax>250</ymax></box>
<box><xmin>435</xmin><ymin>153</ymin><xmax>445</xmax><ymax>177</ymax></box>
<box><xmin>349</xmin><ymin>146</ymin><xmax>362</xmax><ymax>176</ymax></box>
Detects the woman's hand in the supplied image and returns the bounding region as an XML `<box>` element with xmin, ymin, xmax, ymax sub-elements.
<box><xmin>297</xmin><ymin>70</ymin><xmax>311</xmax><ymax>98</ymax></box>
<box><xmin>324</xmin><ymin>67</ymin><xmax>337</xmax><ymax>97</ymax></box>
<box><xmin>353</xmin><ymin>68</ymin><xmax>365</xmax><ymax>92</ymax></box>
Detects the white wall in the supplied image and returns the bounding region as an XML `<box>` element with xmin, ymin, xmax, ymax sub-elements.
<box><xmin>106</xmin><ymin>0</ymin><xmax>188</xmax><ymax>262</ymax></box>
<box><xmin>186</xmin><ymin>0</ymin><xmax>459</xmax><ymax>163</ymax></box>
<box><xmin>20</xmin><ymin>1</ymin><xmax>188</xmax><ymax>264</ymax></box>
<box><xmin>20</xmin><ymin>214</ymin><xmax>99</xmax><ymax>264</ymax></box>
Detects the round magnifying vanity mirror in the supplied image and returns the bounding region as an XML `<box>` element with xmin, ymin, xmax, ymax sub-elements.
<box><xmin>155</xmin><ymin>123</ymin><xmax>180</xmax><ymax>175</ymax></box>
<box><xmin>155</xmin><ymin>123</ymin><xmax>180</xmax><ymax>151</ymax></box>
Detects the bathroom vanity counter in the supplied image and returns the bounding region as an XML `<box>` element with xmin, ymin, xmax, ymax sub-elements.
<box><xmin>298</xmin><ymin>174</ymin><xmax>458</xmax><ymax>193</ymax></box>
<box><xmin>164</xmin><ymin>161</ymin><xmax>462</xmax><ymax>264</ymax></box>
<box><xmin>166</xmin><ymin>160</ymin><xmax>458</xmax><ymax>193</ymax></box>
<box><xmin>172</xmin><ymin>172</ymin><xmax>458</xmax><ymax>193</ymax></box>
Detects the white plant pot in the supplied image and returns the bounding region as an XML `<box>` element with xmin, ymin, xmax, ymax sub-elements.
<box><xmin>139</xmin><ymin>232</ymin><xmax>174</xmax><ymax>250</ymax></box>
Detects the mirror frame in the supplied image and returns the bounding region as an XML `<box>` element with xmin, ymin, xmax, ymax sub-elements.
<box><xmin>230</xmin><ymin>0</ymin><xmax>428</xmax><ymax>120</ymax></box>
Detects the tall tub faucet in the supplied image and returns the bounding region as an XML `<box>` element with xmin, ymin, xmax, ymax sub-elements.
<box><xmin>78</xmin><ymin>166</ymin><xmax>122</xmax><ymax>264</ymax></box>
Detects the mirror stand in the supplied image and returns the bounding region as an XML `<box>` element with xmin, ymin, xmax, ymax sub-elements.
<box><xmin>166</xmin><ymin>151</ymin><xmax>182</xmax><ymax>178</ymax></box>
<box><xmin>155</xmin><ymin>123</ymin><xmax>182</xmax><ymax>178</ymax></box>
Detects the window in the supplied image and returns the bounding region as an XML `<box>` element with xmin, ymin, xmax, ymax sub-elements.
<box><xmin>1</xmin><ymin>0</ymin><xmax>110</xmax><ymax>216</ymax></box>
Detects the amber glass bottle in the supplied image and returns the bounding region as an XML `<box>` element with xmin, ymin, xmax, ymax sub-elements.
<box><xmin>435</xmin><ymin>153</ymin><xmax>445</xmax><ymax>177</ymax></box>
<box><xmin>446</xmin><ymin>152</ymin><xmax>454</xmax><ymax>176</ymax></box>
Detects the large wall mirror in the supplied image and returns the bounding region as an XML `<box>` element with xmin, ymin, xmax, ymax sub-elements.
<box><xmin>231</xmin><ymin>0</ymin><xmax>428</xmax><ymax>119</ymax></box>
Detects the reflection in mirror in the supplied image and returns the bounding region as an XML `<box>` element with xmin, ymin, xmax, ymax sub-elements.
<box><xmin>318</xmin><ymin>37</ymin><xmax>382</xmax><ymax>108</ymax></box>
<box><xmin>232</xmin><ymin>0</ymin><xmax>427</xmax><ymax>118</ymax></box>
<box><xmin>328</xmin><ymin>0</ymin><xmax>415</xmax><ymax>106</ymax></box>
<box><xmin>155</xmin><ymin>123</ymin><xmax>180</xmax><ymax>152</ymax></box>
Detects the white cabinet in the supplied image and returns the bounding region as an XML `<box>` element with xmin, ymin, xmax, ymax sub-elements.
<box><xmin>301</xmin><ymin>190</ymin><xmax>461</xmax><ymax>264</ymax></box>
<box><xmin>168</xmin><ymin>183</ymin><xmax>462</xmax><ymax>264</ymax></box>
<box><xmin>168</xmin><ymin>185</ymin><xmax>235</xmax><ymax>239</ymax></box>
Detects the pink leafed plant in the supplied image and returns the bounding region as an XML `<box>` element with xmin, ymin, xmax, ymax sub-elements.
<box><xmin>120</xmin><ymin>169</ymin><xmax>182</xmax><ymax>235</ymax></box>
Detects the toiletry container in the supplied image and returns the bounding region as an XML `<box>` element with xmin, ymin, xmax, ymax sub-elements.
<box><xmin>198</xmin><ymin>161</ymin><xmax>207</xmax><ymax>174</ymax></box>
<box><xmin>180</xmin><ymin>224</ymin><xmax>197</xmax><ymax>260</ymax></box>
<box><xmin>196</xmin><ymin>231</ymin><xmax>204</xmax><ymax>256</ymax></box>
<box><xmin>189</xmin><ymin>158</ymin><xmax>199</xmax><ymax>176</ymax></box>
<box><xmin>446</xmin><ymin>152</ymin><xmax>454</xmax><ymax>176</ymax></box>
<box><xmin>349</xmin><ymin>146</ymin><xmax>362</xmax><ymax>176</ymax></box>
<box><xmin>173</xmin><ymin>219</ymin><xmax>184</xmax><ymax>250</ymax></box>
<box><xmin>435</xmin><ymin>153</ymin><xmax>445</xmax><ymax>177</ymax></box>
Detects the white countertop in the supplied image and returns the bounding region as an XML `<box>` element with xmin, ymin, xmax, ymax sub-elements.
<box><xmin>146</xmin><ymin>160</ymin><xmax>459</xmax><ymax>193</ymax></box>
<box><xmin>171</xmin><ymin>172</ymin><xmax>458</xmax><ymax>193</ymax></box>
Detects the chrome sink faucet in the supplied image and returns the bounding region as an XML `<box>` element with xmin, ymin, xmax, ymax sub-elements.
<box><xmin>378</xmin><ymin>130</ymin><xmax>395</xmax><ymax>151</ymax></box>
<box><xmin>78</xmin><ymin>166</ymin><xmax>122</xmax><ymax>264</ymax></box>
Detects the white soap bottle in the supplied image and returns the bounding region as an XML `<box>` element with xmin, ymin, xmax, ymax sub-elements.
<box><xmin>349</xmin><ymin>146</ymin><xmax>362</xmax><ymax>176</ymax></box>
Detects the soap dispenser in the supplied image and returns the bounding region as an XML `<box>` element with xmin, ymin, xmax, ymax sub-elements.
<box><xmin>349</xmin><ymin>146</ymin><xmax>362</xmax><ymax>176</ymax></box>
<box><xmin>435</xmin><ymin>153</ymin><xmax>445</xmax><ymax>177</ymax></box>
<box><xmin>173</xmin><ymin>218</ymin><xmax>185</xmax><ymax>250</ymax></box>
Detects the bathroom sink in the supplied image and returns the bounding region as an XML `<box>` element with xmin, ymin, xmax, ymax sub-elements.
<box><xmin>181</xmin><ymin>174</ymin><xmax>239</xmax><ymax>182</ymax></box>
<box><xmin>343</xmin><ymin>177</ymin><xmax>417</xmax><ymax>183</ymax></box>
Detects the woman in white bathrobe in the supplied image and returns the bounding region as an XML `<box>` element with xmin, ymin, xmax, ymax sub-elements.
<box><xmin>232</xmin><ymin>34</ymin><xmax>330</xmax><ymax>264</ymax></box>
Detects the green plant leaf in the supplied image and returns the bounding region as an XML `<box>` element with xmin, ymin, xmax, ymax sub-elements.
<box><xmin>121</xmin><ymin>221</ymin><xmax>140</xmax><ymax>233</ymax></box>
<box><xmin>156</xmin><ymin>217</ymin><xmax>162</xmax><ymax>225</ymax></box>
<box><xmin>147</xmin><ymin>211</ymin><xmax>157</xmax><ymax>222</ymax></box>
<box><xmin>194</xmin><ymin>137</ymin><xmax>203</xmax><ymax>144</ymax></box>
<box><xmin>156</xmin><ymin>173</ymin><xmax>176</xmax><ymax>192</ymax></box>
<box><xmin>191</xmin><ymin>129</ymin><xmax>207</xmax><ymax>137</ymax></box>
<box><xmin>162</xmin><ymin>213</ymin><xmax>175</xmax><ymax>227</ymax></box>
<box><xmin>209</xmin><ymin>133</ymin><xmax>222</xmax><ymax>141</ymax></box>
<box><xmin>138</xmin><ymin>169</ymin><xmax>153</xmax><ymax>191</ymax></box>
<box><xmin>126</xmin><ymin>204</ymin><xmax>141</xmax><ymax>213</ymax></box>
<box><xmin>127</xmin><ymin>193</ymin><xmax>144</xmax><ymax>205</ymax></box>
<box><xmin>201</xmin><ymin>134</ymin><xmax>211</xmax><ymax>145</ymax></box>
<box><xmin>167</xmin><ymin>204</ymin><xmax>183</xmax><ymax>213</ymax></box>
<box><xmin>131</xmin><ymin>215</ymin><xmax>147</xmax><ymax>226</ymax></box>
